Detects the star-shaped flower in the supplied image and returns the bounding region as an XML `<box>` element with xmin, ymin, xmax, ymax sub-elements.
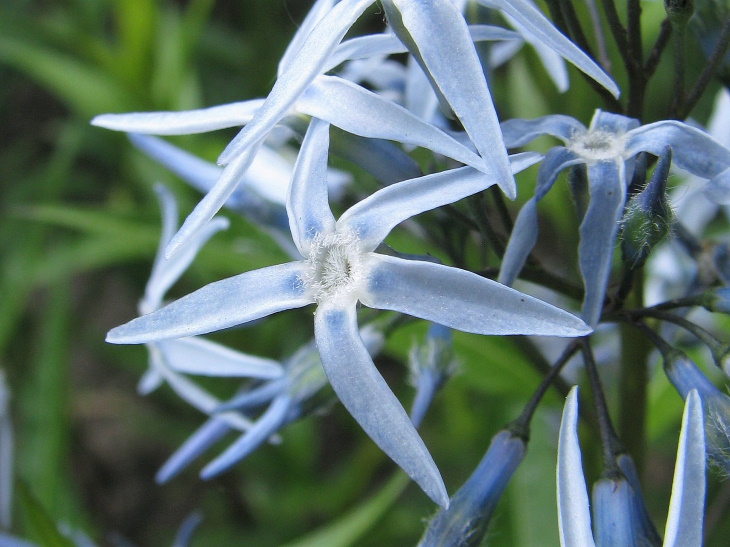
<box><xmin>557</xmin><ymin>387</ymin><xmax>706</xmax><ymax>546</ymax></box>
<box><xmin>499</xmin><ymin>109</ymin><xmax>730</xmax><ymax>325</ymax></box>
<box><xmin>107</xmin><ymin>119</ymin><xmax>590</xmax><ymax>507</ymax></box>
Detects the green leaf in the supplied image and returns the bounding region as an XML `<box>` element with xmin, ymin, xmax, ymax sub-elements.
<box><xmin>16</xmin><ymin>481</ymin><xmax>75</xmax><ymax>547</ymax></box>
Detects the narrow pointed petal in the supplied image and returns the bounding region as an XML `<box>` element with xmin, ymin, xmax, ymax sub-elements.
<box><xmin>314</xmin><ymin>304</ymin><xmax>448</xmax><ymax>508</ymax></box>
<box><xmin>557</xmin><ymin>387</ymin><xmax>595</xmax><ymax>547</ymax></box>
<box><xmin>145</xmin><ymin>216</ymin><xmax>230</xmax><ymax>312</ymax></box>
<box><xmin>218</xmin><ymin>0</ymin><xmax>374</xmax><ymax>165</ymax></box>
<box><xmin>216</xmin><ymin>380</ymin><xmax>285</xmax><ymax>412</ymax></box>
<box><xmin>477</xmin><ymin>0</ymin><xmax>619</xmax><ymax>97</ymax></box>
<box><xmin>287</xmin><ymin>119</ymin><xmax>336</xmax><ymax>254</ymax></box>
<box><xmin>339</xmin><ymin>155</ymin><xmax>538</xmax><ymax>252</ymax></box>
<box><xmin>501</xmin><ymin>115</ymin><xmax>585</xmax><ymax>148</ymax></box>
<box><xmin>664</xmin><ymin>390</ymin><xmax>706</xmax><ymax>547</ymax></box>
<box><xmin>384</xmin><ymin>0</ymin><xmax>515</xmax><ymax>197</ymax></box>
<box><xmin>498</xmin><ymin>198</ymin><xmax>538</xmax><ymax>286</ymax></box>
<box><xmin>107</xmin><ymin>262</ymin><xmax>312</xmax><ymax>344</ymax></box>
<box><xmin>591</xmin><ymin>476</ymin><xmax>642</xmax><ymax>546</ymax></box>
<box><xmin>201</xmin><ymin>395</ymin><xmax>292</xmax><ymax>478</ymax></box>
<box><xmin>91</xmin><ymin>100</ymin><xmax>264</xmax><ymax>135</ymax></box>
<box><xmin>362</xmin><ymin>255</ymin><xmax>590</xmax><ymax>337</ymax></box>
<box><xmin>297</xmin><ymin>76</ymin><xmax>492</xmax><ymax>174</ymax></box>
<box><xmin>158</xmin><ymin>337</ymin><xmax>283</xmax><ymax>379</ymax></box>
<box><xmin>165</xmin><ymin>144</ymin><xmax>259</xmax><ymax>257</ymax></box>
<box><xmin>579</xmin><ymin>161</ymin><xmax>626</xmax><ymax>326</ymax></box>
<box><xmin>507</xmin><ymin>14</ymin><xmax>568</xmax><ymax>92</ymax></box>
<box><xmin>278</xmin><ymin>0</ymin><xmax>335</xmax><ymax>76</ymax></box>
<box><xmin>137</xmin><ymin>367</ymin><xmax>163</xmax><ymax>395</ymax></box>
<box><xmin>156</xmin><ymin>418</ymin><xmax>231</xmax><ymax>483</ymax></box>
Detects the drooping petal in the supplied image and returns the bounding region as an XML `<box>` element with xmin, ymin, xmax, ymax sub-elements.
<box><xmin>165</xmin><ymin>143</ymin><xmax>261</xmax><ymax>257</ymax></box>
<box><xmin>578</xmin><ymin>160</ymin><xmax>626</xmax><ymax>326</ymax></box>
<box><xmin>287</xmin><ymin>118</ymin><xmax>336</xmax><ymax>255</ymax></box>
<box><xmin>218</xmin><ymin>0</ymin><xmax>374</xmax><ymax>165</ymax></box>
<box><xmin>383</xmin><ymin>0</ymin><xmax>515</xmax><ymax>197</ymax></box>
<box><xmin>107</xmin><ymin>262</ymin><xmax>312</xmax><ymax>344</ymax></box>
<box><xmin>91</xmin><ymin>100</ymin><xmax>265</xmax><ymax>134</ymax></box>
<box><xmin>157</xmin><ymin>337</ymin><xmax>283</xmax><ymax>379</ymax></box>
<box><xmin>314</xmin><ymin>303</ymin><xmax>448</xmax><ymax>508</ymax></box>
<box><xmin>500</xmin><ymin>115</ymin><xmax>585</xmax><ymax>148</ymax></box>
<box><xmin>156</xmin><ymin>417</ymin><xmax>231</xmax><ymax>483</ymax></box>
<box><xmin>557</xmin><ymin>387</ymin><xmax>596</xmax><ymax>547</ymax></box>
<box><xmin>361</xmin><ymin>255</ymin><xmax>590</xmax><ymax>337</ymax></box>
<box><xmin>137</xmin><ymin>367</ymin><xmax>163</xmax><ymax>395</ymax></box>
<box><xmin>296</xmin><ymin>76</ymin><xmax>492</xmax><ymax>174</ymax></box>
<box><xmin>664</xmin><ymin>389</ymin><xmax>706</xmax><ymax>547</ymax></box>
<box><xmin>476</xmin><ymin>0</ymin><xmax>619</xmax><ymax>97</ymax></box>
<box><xmin>216</xmin><ymin>380</ymin><xmax>286</xmax><ymax>412</ymax></box>
<box><xmin>201</xmin><ymin>395</ymin><xmax>292</xmax><ymax>479</ymax></box>
<box><xmin>339</xmin><ymin>155</ymin><xmax>538</xmax><ymax>252</ymax></box>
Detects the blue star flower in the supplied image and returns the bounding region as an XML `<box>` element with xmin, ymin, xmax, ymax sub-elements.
<box><xmin>499</xmin><ymin>109</ymin><xmax>730</xmax><ymax>325</ymax></box>
<box><xmin>106</xmin><ymin>119</ymin><xmax>591</xmax><ymax>507</ymax></box>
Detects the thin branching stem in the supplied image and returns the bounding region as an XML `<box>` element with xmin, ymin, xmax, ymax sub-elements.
<box><xmin>644</xmin><ymin>18</ymin><xmax>673</xmax><ymax>77</ymax></box>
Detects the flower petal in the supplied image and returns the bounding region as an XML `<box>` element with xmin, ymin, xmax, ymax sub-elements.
<box><xmin>314</xmin><ymin>303</ymin><xmax>448</xmax><ymax>508</ymax></box>
<box><xmin>278</xmin><ymin>0</ymin><xmax>336</xmax><ymax>76</ymax></box>
<box><xmin>297</xmin><ymin>76</ymin><xmax>492</xmax><ymax>174</ymax></box>
<box><xmin>107</xmin><ymin>262</ymin><xmax>312</xmax><ymax>344</ymax></box>
<box><xmin>287</xmin><ymin>118</ymin><xmax>336</xmax><ymax>255</ymax></box>
<box><xmin>157</xmin><ymin>337</ymin><xmax>283</xmax><ymax>379</ymax></box>
<box><xmin>556</xmin><ymin>387</ymin><xmax>595</xmax><ymax>547</ymax></box>
<box><xmin>501</xmin><ymin>115</ymin><xmax>585</xmax><ymax>148</ymax></box>
<box><xmin>578</xmin><ymin>161</ymin><xmax>626</xmax><ymax>326</ymax></box>
<box><xmin>91</xmin><ymin>100</ymin><xmax>264</xmax><ymax>135</ymax></box>
<box><xmin>201</xmin><ymin>395</ymin><xmax>292</xmax><ymax>479</ymax></box>
<box><xmin>218</xmin><ymin>0</ymin><xmax>374</xmax><ymax>165</ymax></box>
<box><xmin>384</xmin><ymin>0</ymin><xmax>515</xmax><ymax>197</ymax></box>
<box><xmin>477</xmin><ymin>0</ymin><xmax>619</xmax><ymax>97</ymax></box>
<box><xmin>663</xmin><ymin>389</ymin><xmax>706</xmax><ymax>547</ymax></box>
<box><xmin>156</xmin><ymin>417</ymin><xmax>231</xmax><ymax>483</ymax></box>
<box><xmin>361</xmin><ymin>255</ymin><xmax>590</xmax><ymax>336</ymax></box>
<box><xmin>339</xmin><ymin>155</ymin><xmax>538</xmax><ymax>252</ymax></box>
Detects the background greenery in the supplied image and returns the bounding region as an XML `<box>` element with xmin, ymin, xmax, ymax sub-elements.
<box><xmin>1</xmin><ymin>0</ymin><xmax>728</xmax><ymax>545</ymax></box>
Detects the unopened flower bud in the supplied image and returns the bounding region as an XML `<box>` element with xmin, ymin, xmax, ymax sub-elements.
<box><xmin>665</xmin><ymin>0</ymin><xmax>695</xmax><ymax>27</ymax></box>
<box><xmin>418</xmin><ymin>430</ymin><xmax>525</xmax><ymax>547</ymax></box>
<box><xmin>621</xmin><ymin>147</ymin><xmax>674</xmax><ymax>269</ymax></box>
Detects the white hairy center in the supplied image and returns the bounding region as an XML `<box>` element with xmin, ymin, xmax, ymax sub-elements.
<box><xmin>302</xmin><ymin>230</ymin><xmax>365</xmax><ymax>303</ymax></box>
<box><xmin>569</xmin><ymin>129</ymin><xmax>626</xmax><ymax>162</ymax></box>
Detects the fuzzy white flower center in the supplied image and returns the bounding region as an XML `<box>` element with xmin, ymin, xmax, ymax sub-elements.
<box><xmin>302</xmin><ymin>230</ymin><xmax>365</xmax><ymax>304</ymax></box>
<box><xmin>569</xmin><ymin>129</ymin><xmax>626</xmax><ymax>163</ymax></box>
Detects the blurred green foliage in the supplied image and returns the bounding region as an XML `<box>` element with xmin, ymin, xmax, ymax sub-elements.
<box><xmin>0</xmin><ymin>1</ymin><xmax>728</xmax><ymax>545</ymax></box>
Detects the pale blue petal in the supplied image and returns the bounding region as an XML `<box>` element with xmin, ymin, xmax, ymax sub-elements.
<box><xmin>616</xmin><ymin>454</ymin><xmax>662</xmax><ymax>545</ymax></box>
<box><xmin>626</xmin><ymin>121</ymin><xmax>730</xmax><ymax>198</ymax></box>
<box><xmin>477</xmin><ymin>0</ymin><xmax>619</xmax><ymax>97</ymax></box>
<box><xmin>314</xmin><ymin>303</ymin><xmax>448</xmax><ymax>508</ymax></box>
<box><xmin>107</xmin><ymin>262</ymin><xmax>312</xmax><ymax>344</ymax></box>
<box><xmin>501</xmin><ymin>115</ymin><xmax>585</xmax><ymax>147</ymax></box>
<box><xmin>498</xmin><ymin>198</ymin><xmax>538</xmax><ymax>286</ymax></box>
<box><xmin>278</xmin><ymin>0</ymin><xmax>336</xmax><ymax>76</ymax></box>
<box><xmin>156</xmin><ymin>417</ymin><xmax>230</xmax><ymax>483</ymax></box>
<box><xmin>664</xmin><ymin>389</ymin><xmax>706</xmax><ymax>547</ymax></box>
<box><xmin>339</xmin><ymin>155</ymin><xmax>538</xmax><ymax>251</ymax></box>
<box><xmin>91</xmin><ymin>100</ymin><xmax>264</xmax><ymax>135</ymax></box>
<box><xmin>361</xmin><ymin>255</ymin><xmax>590</xmax><ymax>337</ymax></box>
<box><xmin>590</xmin><ymin>109</ymin><xmax>639</xmax><ymax>134</ymax></box>
<box><xmin>216</xmin><ymin>380</ymin><xmax>286</xmax><ymax>412</ymax></box>
<box><xmin>405</xmin><ymin>55</ymin><xmax>441</xmax><ymax>125</ymax></box>
<box><xmin>489</xmin><ymin>38</ymin><xmax>525</xmax><ymax>68</ymax></box>
<box><xmin>702</xmin><ymin>166</ymin><xmax>730</xmax><ymax>204</ymax></box>
<box><xmin>137</xmin><ymin>367</ymin><xmax>163</xmax><ymax>395</ymax></box>
<box><xmin>157</xmin><ymin>337</ymin><xmax>283</xmax><ymax>378</ymax></box>
<box><xmin>297</xmin><ymin>76</ymin><xmax>492</xmax><ymax>174</ymax></box>
<box><xmin>165</xmin><ymin>144</ymin><xmax>260</xmax><ymax>257</ymax></box>
<box><xmin>201</xmin><ymin>395</ymin><xmax>292</xmax><ymax>478</ymax></box>
<box><xmin>385</xmin><ymin>0</ymin><xmax>515</xmax><ymax>197</ymax></box>
<box><xmin>145</xmin><ymin>215</ymin><xmax>230</xmax><ymax>313</ymax></box>
<box><xmin>557</xmin><ymin>387</ymin><xmax>595</xmax><ymax>547</ymax></box>
<box><xmin>218</xmin><ymin>0</ymin><xmax>374</xmax><ymax>165</ymax></box>
<box><xmin>591</xmin><ymin>476</ymin><xmax>638</xmax><ymax>546</ymax></box>
<box><xmin>507</xmin><ymin>13</ymin><xmax>568</xmax><ymax>92</ymax></box>
<box><xmin>579</xmin><ymin>161</ymin><xmax>626</xmax><ymax>326</ymax></box>
<box><xmin>287</xmin><ymin>119</ymin><xmax>336</xmax><ymax>254</ymax></box>
<box><xmin>173</xmin><ymin>512</ymin><xmax>203</xmax><ymax>547</ymax></box>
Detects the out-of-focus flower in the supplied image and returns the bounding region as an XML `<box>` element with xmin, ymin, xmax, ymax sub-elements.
<box><xmin>499</xmin><ymin>109</ymin><xmax>730</xmax><ymax>325</ymax></box>
<box><xmin>418</xmin><ymin>429</ymin><xmax>525</xmax><ymax>547</ymax></box>
<box><xmin>107</xmin><ymin>120</ymin><xmax>590</xmax><ymax>507</ymax></box>
<box><xmin>137</xmin><ymin>185</ymin><xmax>283</xmax><ymax>434</ymax></box>
<box><xmin>557</xmin><ymin>387</ymin><xmax>706</xmax><ymax>546</ymax></box>
<box><xmin>0</xmin><ymin>370</ymin><xmax>12</xmax><ymax>530</ymax></box>
<box><xmin>156</xmin><ymin>323</ymin><xmax>384</xmax><ymax>483</ymax></box>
